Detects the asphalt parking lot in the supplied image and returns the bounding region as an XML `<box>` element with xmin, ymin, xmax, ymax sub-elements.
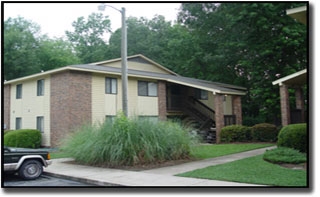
<box><xmin>2</xmin><ymin>173</ymin><xmax>97</xmax><ymax>187</ymax></box>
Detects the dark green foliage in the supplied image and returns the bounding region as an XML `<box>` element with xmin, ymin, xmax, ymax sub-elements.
<box><xmin>277</xmin><ymin>123</ymin><xmax>307</xmax><ymax>153</ymax></box>
<box><xmin>4</xmin><ymin>17</ymin><xmax>80</xmax><ymax>81</ymax></box>
<box><xmin>4</xmin><ymin>129</ymin><xmax>42</xmax><ymax>148</ymax></box>
<box><xmin>220</xmin><ymin>125</ymin><xmax>252</xmax><ymax>143</ymax></box>
<box><xmin>61</xmin><ymin>113</ymin><xmax>197</xmax><ymax>167</ymax></box>
<box><xmin>263</xmin><ymin>147</ymin><xmax>306</xmax><ymax>164</ymax></box>
<box><xmin>65</xmin><ymin>13</ymin><xmax>111</xmax><ymax>63</ymax></box>
<box><xmin>242</xmin><ymin>115</ymin><xmax>265</xmax><ymax>126</ymax></box>
<box><xmin>178</xmin><ymin>3</ymin><xmax>307</xmax><ymax>123</ymax></box>
<box><xmin>251</xmin><ymin>123</ymin><xmax>278</xmax><ymax>142</ymax></box>
<box><xmin>4</xmin><ymin>130</ymin><xmax>14</xmax><ymax>136</ymax></box>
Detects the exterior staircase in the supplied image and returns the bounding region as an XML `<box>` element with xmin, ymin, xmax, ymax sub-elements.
<box><xmin>183</xmin><ymin>97</ymin><xmax>216</xmax><ymax>143</ymax></box>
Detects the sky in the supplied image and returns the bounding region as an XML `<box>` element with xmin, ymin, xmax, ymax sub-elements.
<box><xmin>3</xmin><ymin>2</ymin><xmax>181</xmax><ymax>39</ymax></box>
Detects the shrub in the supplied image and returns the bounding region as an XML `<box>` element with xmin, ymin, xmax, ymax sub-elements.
<box><xmin>277</xmin><ymin>123</ymin><xmax>307</xmax><ymax>153</ymax></box>
<box><xmin>61</xmin><ymin>113</ymin><xmax>198</xmax><ymax>167</ymax></box>
<box><xmin>220</xmin><ymin>125</ymin><xmax>252</xmax><ymax>143</ymax></box>
<box><xmin>263</xmin><ymin>147</ymin><xmax>307</xmax><ymax>164</ymax></box>
<box><xmin>4</xmin><ymin>130</ymin><xmax>14</xmax><ymax>136</ymax></box>
<box><xmin>251</xmin><ymin>123</ymin><xmax>278</xmax><ymax>142</ymax></box>
<box><xmin>4</xmin><ymin>129</ymin><xmax>42</xmax><ymax>148</ymax></box>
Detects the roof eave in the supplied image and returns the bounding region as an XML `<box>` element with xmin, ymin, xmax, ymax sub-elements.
<box><xmin>272</xmin><ymin>69</ymin><xmax>307</xmax><ymax>86</ymax></box>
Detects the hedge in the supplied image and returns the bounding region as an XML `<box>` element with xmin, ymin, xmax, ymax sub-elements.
<box><xmin>251</xmin><ymin>123</ymin><xmax>278</xmax><ymax>142</ymax></box>
<box><xmin>4</xmin><ymin>129</ymin><xmax>42</xmax><ymax>148</ymax></box>
<box><xmin>277</xmin><ymin>123</ymin><xmax>307</xmax><ymax>153</ymax></box>
<box><xmin>220</xmin><ymin>125</ymin><xmax>252</xmax><ymax>143</ymax></box>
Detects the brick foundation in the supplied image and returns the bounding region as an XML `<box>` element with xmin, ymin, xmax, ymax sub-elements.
<box><xmin>50</xmin><ymin>70</ymin><xmax>92</xmax><ymax>147</ymax></box>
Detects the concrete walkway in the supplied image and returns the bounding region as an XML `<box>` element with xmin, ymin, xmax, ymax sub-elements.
<box><xmin>44</xmin><ymin>146</ymin><xmax>276</xmax><ymax>187</ymax></box>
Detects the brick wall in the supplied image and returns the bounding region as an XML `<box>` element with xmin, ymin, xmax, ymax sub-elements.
<box><xmin>158</xmin><ymin>80</ymin><xmax>167</xmax><ymax>121</ymax></box>
<box><xmin>280</xmin><ymin>84</ymin><xmax>290</xmax><ymax>126</ymax></box>
<box><xmin>232</xmin><ymin>95</ymin><xmax>242</xmax><ymax>125</ymax></box>
<box><xmin>214</xmin><ymin>93</ymin><xmax>224</xmax><ymax>143</ymax></box>
<box><xmin>50</xmin><ymin>70</ymin><xmax>92</xmax><ymax>147</ymax></box>
<box><xmin>3</xmin><ymin>84</ymin><xmax>11</xmax><ymax>130</ymax></box>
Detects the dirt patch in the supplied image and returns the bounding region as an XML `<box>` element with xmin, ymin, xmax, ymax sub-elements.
<box><xmin>64</xmin><ymin>158</ymin><xmax>197</xmax><ymax>171</ymax></box>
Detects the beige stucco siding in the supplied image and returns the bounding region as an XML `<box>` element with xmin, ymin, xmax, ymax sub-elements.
<box><xmin>137</xmin><ymin>97</ymin><xmax>159</xmax><ymax>116</ymax></box>
<box><xmin>10</xmin><ymin>76</ymin><xmax>51</xmax><ymax>146</ymax></box>
<box><xmin>91</xmin><ymin>74</ymin><xmax>105</xmax><ymax>124</ymax></box>
<box><xmin>210</xmin><ymin>94</ymin><xmax>232</xmax><ymax>115</ymax></box>
<box><xmin>91</xmin><ymin>74</ymin><xmax>123</xmax><ymax>124</ymax></box>
<box><xmin>91</xmin><ymin>74</ymin><xmax>159</xmax><ymax>121</ymax></box>
<box><xmin>223</xmin><ymin>95</ymin><xmax>233</xmax><ymax>115</ymax></box>
<box><xmin>198</xmin><ymin>91</ymin><xmax>215</xmax><ymax>111</ymax></box>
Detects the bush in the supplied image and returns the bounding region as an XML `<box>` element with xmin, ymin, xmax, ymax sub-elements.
<box><xmin>251</xmin><ymin>123</ymin><xmax>278</xmax><ymax>142</ymax></box>
<box><xmin>277</xmin><ymin>123</ymin><xmax>307</xmax><ymax>153</ymax></box>
<box><xmin>61</xmin><ymin>113</ymin><xmax>198</xmax><ymax>167</ymax></box>
<box><xmin>4</xmin><ymin>130</ymin><xmax>14</xmax><ymax>136</ymax></box>
<box><xmin>263</xmin><ymin>147</ymin><xmax>307</xmax><ymax>164</ymax></box>
<box><xmin>220</xmin><ymin>125</ymin><xmax>252</xmax><ymax>143</ymax></box>
<box><xmin>4</xmin><ymin>129</ymin><xmax>42</xmax><ymax>148</ymax></box>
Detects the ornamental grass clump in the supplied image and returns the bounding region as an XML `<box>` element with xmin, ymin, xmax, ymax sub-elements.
<box><xmin>61</xmin><ymin>113</ymin><xmax>197</xmax><ymax>167</ymax></box>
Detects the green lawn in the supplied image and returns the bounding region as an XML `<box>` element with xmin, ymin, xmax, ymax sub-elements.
<box><xmin>177</xmin><ymin>154</ymin><xmax>307</xmax><ymax>187</ymax></box>
<box><xmin>190</xmin><ymin>143</ymin><xmax>275</xmax><ymax>159</ymax></box>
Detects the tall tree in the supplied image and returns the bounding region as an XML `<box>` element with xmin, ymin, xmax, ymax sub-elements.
<box><xmin>4</xmin><ymin>17</ymin><xmax>42</xmax><ymax>80</ymax></box>
<box><xmin>108</xmin><ymin>15</ymin><xmax>197</xmax><ymax>75</ymax></box>
<box><xmin>66</xmin><ymin>13</ymin><xmax>111</xmax><ymax>63</ymax></box>
<box><xmin>178</xmin><ymin>3</ymin><xmax>307</xmax><ymax>124</ymax></box>
<box><xmin>37</xmin><ymin>36</ymin><xmax>81</xmax><ymax>71</ymax></box>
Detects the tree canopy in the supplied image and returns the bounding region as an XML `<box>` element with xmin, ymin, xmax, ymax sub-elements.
<box><xmin>4</xmin><ymin>17</ymin><xmax>80</xmax><ymax>80</ymax></box>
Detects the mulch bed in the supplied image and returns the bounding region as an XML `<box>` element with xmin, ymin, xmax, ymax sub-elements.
<box><xmin>64</xmin><ymin>158</ymin><xmax>197</xmax><ymax>171</ymax></box>
<box><xmin>278</xmin><ymin>162</ymin><xmax>307</xmax><ymax>170</ymax></box>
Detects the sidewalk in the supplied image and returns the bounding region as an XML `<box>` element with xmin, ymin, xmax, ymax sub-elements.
<box><xmin>44</xmin><ymin>146</ymin><xmax>276</xmax><ymax>187</ymax></box>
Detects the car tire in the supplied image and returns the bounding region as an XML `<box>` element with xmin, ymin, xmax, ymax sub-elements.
<box><xmin>18</xmin><ymin>160</ymin><xmax>43</xmax><ymax>180</ymax></box>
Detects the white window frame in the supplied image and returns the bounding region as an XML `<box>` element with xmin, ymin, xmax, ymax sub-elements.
<box><xmin>16</xmin><ymin>117</ymin><xmax>22</xmax><ymax>130</ymax></box>
<box><xmin>138</xmin><ymin>81</ymin><xmax>158</xmax><ymax>97</ymax></box>
<box><xmin>37</xmin><ymin>79</ymin><xmax>45</xmax><ymax>96</ymax></box>
<box><xmin>106</xmin><ymin>77</ymin><xmax>117</xmax><ymax>94</ymax></box>
<box><xmin>36</xmin><ymin>116</ymin><xmax>44</xmax><ymax>133</ymax></box>
<box><xmin>16</xmin><ymin>84</ymin><xmax>22</xmax><ymax>99</ymax></box>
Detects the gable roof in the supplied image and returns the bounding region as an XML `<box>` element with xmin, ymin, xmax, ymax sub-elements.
<box><xmin>69</xmin><ymin>64</ymin><xmax>246</xmax><ymax>95</ymax></box>
<box><xmin>90</xmin><ymin>54</ymin><xmax>178</xmax><ymax>76</ymax></box>
<box><xmin>4</xmin><ymin>55</ymin><xmax>246</xmax><ymax>95</ymax></box>
<box><xmin>286</xmin><ymin>6</ymin><xmax>307</xmax><ymax>25</ymax></box>
<box><xmin>272</xmin><ymin>69</ymin><xmax>307</xmax><ymax>86</ymax></box>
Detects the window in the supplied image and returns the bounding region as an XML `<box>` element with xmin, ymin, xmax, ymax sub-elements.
<box><xmin>195</xmin><ymin>89</ymin><xmax>208</xmax><ymax>100</ymax></box>
<box><xmin>105</xmin><ymin>115</ymin><xmax>116</xmax><ymax>123</ymax></box>
<box><xmin>16</xmin><ymin>117</ymin><xmax>22</xmax><ymax>130</ymax></box>
<box><xmin>36</xmin><ymin>116</ymin><xmax>44</xmax><ymax>133</ymax></box>
<box><xmin>138</xmin><ymin>116</ymin><xmax>159</xmax><ymax>123</ymax></box>
<box><xmin>37</xmin><ymin>79</ymin><xmax>44</xmax><ymax>96</ymax></box>
<box><xmin>16</xmin><ymin>84</ymin><xmax>22</xmax><ymax>99</ymax></box>
<box><xmin>106</xmin><ymin>78</ymin><xmax>117</xmax><ymax>94</ymax></box>
<box><xmin>138</xmin><ymin>81</ymin><xmax>158</xmax><ymax>96</ymax></box>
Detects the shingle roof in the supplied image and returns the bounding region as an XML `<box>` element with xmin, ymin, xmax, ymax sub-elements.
<box><xmin>4</xmin><ymin>55</ymin><xmax>246</xmax><ymax>95</ymax></box>
<box><xmin>70</xmin><ymin>64</ymin><xmax>246</xmax><ymax>95</ymax></box>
